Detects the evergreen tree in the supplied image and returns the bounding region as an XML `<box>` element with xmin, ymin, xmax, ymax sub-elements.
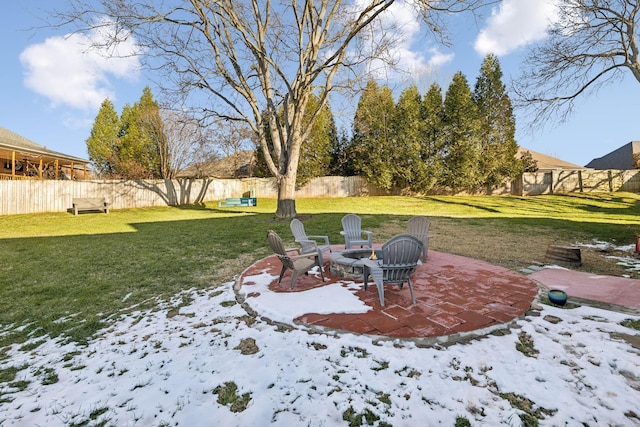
<box><xmin>519</xmin><ymin>150</ymin><xmax>539</xmax><ymax>172</ymax></box>
<box><xmin>252</xmin><ymin>140</ymin><xmax>270</xmax><ymax>178</ymax></box>
<box><xmin>296</xmin><ymin>94</ymin><xmax>333</xmax><ymax>186</ymax></box>
<box><xmin>441</xmin><ymin>72</ymin><xmax>482</xmax><ymax>191</ymax></box>
<box><xmin>473</xmin><ymin>54</ymin><xmax>522</xmax><ymax>187</ymax></box>
<box><xmin>329</xmin><ymin>126</ymin><xmax>354</xmax><ymax>176</ymax></box>
<box><xmin>350</xmin><ymin>80</ymin><xmax>396</xmax><ymax>190</ymax></box>
<box><xmin>118</xmin><ymin>87</ymin><xmax>163</xmax><ymax>179</ymax></box>
<box><xmin>420</xmin><ymin>83</ymin><xmax>446</xmax><ymax>191</ymax></box>
<box><xmin>392</xmin><ymin>84</ymin><xmax>427</xmax><ymax>191</ymax></box>
<box><xmin>86</xmin><ymin>99</ymin><xmax>121</xmax><ymax>177</ymax></box>
<box><xmin>252</xmin><ymin>110</ymin><xmax>272</xmax><ymax>178</ymax></box>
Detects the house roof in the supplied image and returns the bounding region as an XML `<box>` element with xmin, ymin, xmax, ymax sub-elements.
<box><xmin>177</xmin><ymin>150</ymin><xmax>255</xmax><ymax>178</ymax></box>
<box><xmin>585</xmin><ymin>141</ymin><xmax>640</xmax><ymax>170</ymax></box>
<box><xmin>517</xmin><ymin>147</ymin><xmax>585</xmax><ymax>170</ymax></box>
<box><xmin>0</xmin><ymin>125</ymin><xmax>89</xmax><ymax>166</ymax></box>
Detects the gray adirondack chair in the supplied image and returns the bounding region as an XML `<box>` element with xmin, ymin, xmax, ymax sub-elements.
<box><xmin>290</xmin><ymin>219</ymin><xmax>331</xmax><ymax>268</ymax></box>
<box><xmin>340</xmin><ymin>214</ymin><xmax>373</xmax><ymax>249</ymax></box>
<box><xmin>267</xmin><ymin>230</ymin><xmax>325</xmax><ymax>289</ymax></box>
<box><xmin>407</xmin><ymin>216</ymin><xmax>431</xmax><ymax>261</ymax></box>
<box><xmin>363</xmin><ymin>234</ymin><xmax>423</xmax><ymax>306</ymax></box>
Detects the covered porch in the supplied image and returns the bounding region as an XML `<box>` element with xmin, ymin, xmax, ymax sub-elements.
<box><xmin>0</xmin><ymin>126</ymin><xmax>90</xmax><ymax>181</ymax></box>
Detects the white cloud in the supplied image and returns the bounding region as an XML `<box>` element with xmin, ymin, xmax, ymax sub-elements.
<box><xmin>383</xmin><ymin>1</ymin><xmax>445</xmax><ymax>75</ymax></box>
<box><xmin>426</xmin><ymin>48</ymin><xmax>454</xmax><ymax>69</ymax></box>
<box><xmin>349</xmin><ymin>0</ymin><xmax>451</xmax><ymax>81</ymax></box>
<box><xmin>474</xmin><ymin>0</ymin><xmax>559</xmax><ymax>56</ymax></box>
<box><xmin>19</xmin><ymin>24</ymin><xmax>141</xmax><ymax>111</ymax></box>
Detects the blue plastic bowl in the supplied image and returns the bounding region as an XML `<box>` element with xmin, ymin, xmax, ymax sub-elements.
<box><xmin>548</xmin><ymin>289</ymin><xmax>568</xmax><ymax>306</ymax></box>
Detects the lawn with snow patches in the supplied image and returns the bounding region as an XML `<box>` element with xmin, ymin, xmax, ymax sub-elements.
<box><xmin>577</xmin><ymin>240</ymin><xmax>640</xmax><ymax>275</ymax></box>
<box><xmin>1</xmin><ymin>276</ymin><xmax>639</xmax><ymax>426</ymax></box>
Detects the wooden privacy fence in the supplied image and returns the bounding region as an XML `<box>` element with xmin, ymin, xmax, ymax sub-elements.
<box><xmin>519</xmin><ymin>169</ymin><xmax>640</xmax><ymax>195</ymax></box>
<box><xmin>2</xmin><ymin>171</ymin><xmax>640</xmax><ymax>215</ymax></box>
<box><xmin>0</xmin><ymin>176</ymin><xmax>382</xmax><ymax>215</ymax></box>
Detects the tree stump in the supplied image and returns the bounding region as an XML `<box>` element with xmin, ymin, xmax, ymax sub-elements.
<box><xmin>545</xmin><ymin>245</ymin><xmax>582</xmax><ymax>267</ymax></box>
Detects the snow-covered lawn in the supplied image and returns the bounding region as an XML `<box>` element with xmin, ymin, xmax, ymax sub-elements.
<box><xmin>2</xmin><ymin>266</ymin><xmax>639</xmax><ymax>427</ymax></box>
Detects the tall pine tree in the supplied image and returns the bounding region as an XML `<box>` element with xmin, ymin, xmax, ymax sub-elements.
<box><xmin>118</xmin><ymin>87</ymin><xmax>164</xmax><ymax>179</ymax></box>
<box><xmin>329</xmin><ymin>125</ymin><xmax>352</xmax><ymax>176</ymax></box>
<box><xmin>350</xmin><ymin>80</ymin><xmax>396</xmax><ymax>190</ymax></box>
<box><xmin>296</xmin><ymin>93</ymin><xmax>333</xmax><ymax>186</ymax></box>
<box><xmin>442</xmin><ymin>72</ymin><xmax>482</xmax><ymax>191</ymax></box>
<box><xmin>420</xmin><ymin>83</ymin><xmax>446</xmax><ymax>192</ymax></box>
<box><xmin>392</xmin><ymin>84</ymin><xmax>427</xmax><ymax>191</ymax></box>
<box><xmin>86</xmin><ymin>99</ymin><xmax>121</xmax><ymax>177</ymax></box>
<box><xmin>473</xmin><ymin>54</ymin><xmax>522</xmax><ymax>187</ymax></box>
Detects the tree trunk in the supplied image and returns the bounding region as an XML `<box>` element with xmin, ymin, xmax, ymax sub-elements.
<box><xmin>276</xmin><ymin>174</ymin><xmax>297</xmax><ymax>218</ymax></box>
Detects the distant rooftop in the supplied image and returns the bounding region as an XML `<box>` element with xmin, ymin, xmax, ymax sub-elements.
<box><xmin>585</xmin><ymin>141</ymin><xmax>640</xmax><ymax>170</ymax></box>
<box><xmin>518</xmin><ymin>147</ymin><xmax>585</xmax><ymax>170</ymax></box>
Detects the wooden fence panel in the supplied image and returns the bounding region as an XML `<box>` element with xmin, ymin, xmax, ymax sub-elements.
<box><xmin>619</xmin><ymin>170</ymin><xmax>640</xmax><ymax>192</ymax></box>
<box><xmin>2</xmin><ymin>171</ymin><xmax>640</xmax><ymax>215</ymax></box>
<box><xmin>521</xmin><ymin>172</ymin><xmax>551</xmax><ymax>195</ymax></box>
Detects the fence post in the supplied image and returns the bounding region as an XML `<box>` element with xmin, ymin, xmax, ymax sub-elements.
<box><xmin>578</xmin><ymin>170</ymin><xmax>584</xmax><ymax>193</ymax></box>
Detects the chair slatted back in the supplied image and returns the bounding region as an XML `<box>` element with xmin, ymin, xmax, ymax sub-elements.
<box><xmin>267</xmin><ymin>230</ymin><xmax>294</xmax><ymax>270</ymax></box>
<box><xmin>341</xmin><ymin>214</ymin><xmax>362</xmax><ymax>239</ymax></box>
<box><xmin>407</xmin><ymin>216</ymin><xmax>430</xmax><ymax>261</ymax></box>
<box><xmin>407</xmin><ymin>216</ymin><xmax>430</xmax><ymax>240</ymax></box>
<box><xmin>381</xmin><ymin>234</ymin><xmax>423</xmax><ymax>284</ymax></box>
<box><xmin>290</xmin><ymin>219</ymin><xmax>314</xmax><ymax>254</ymax></box>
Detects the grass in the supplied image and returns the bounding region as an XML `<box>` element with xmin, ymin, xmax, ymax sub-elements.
<box><xmin>1</xmin><ymin>193</ymin><xmax>640</xmax><ymax>350</ymax></box>
<box><xmin>213</xmin><ymin>381</ymin><xmax>252</xmax><ymax>413</ymax></box>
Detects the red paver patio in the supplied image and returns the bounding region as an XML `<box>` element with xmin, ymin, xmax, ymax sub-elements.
<box><xmin>238</xmin><ymin>249</ymin><xmax>540</xmax><ymax>341</ymax></box>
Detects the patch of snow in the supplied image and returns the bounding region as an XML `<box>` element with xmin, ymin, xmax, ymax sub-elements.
<box><xmin>239</xmin><ymin>271</ymin><xmax>370</xmax><ymax>326</ymax></box>
<box><xmin>574</xmin><ymin>240</ymin><xmax>640</xmax><ymax>274</ymax></box>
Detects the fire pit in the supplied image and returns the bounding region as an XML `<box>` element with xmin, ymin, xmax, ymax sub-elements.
<box><xmin>329</xmin><ymin>248</ymin><xmax>382</xmax><ymax>279</ymax></box>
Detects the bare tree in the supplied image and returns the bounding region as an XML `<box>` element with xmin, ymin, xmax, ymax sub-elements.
<box><xmin>160</xmin><ymin>110</ymin><xmax>213</xmax><ymax>178</ymax></box>
<box><xmin>210</xmin><ymin>120</ymin><xmax>255</xmax><ymax>159</ymax></box>
<box><xmin>52</xmin><ymin>0</ymin><xmax>484</xmax><ymax>217</ymax></box>
<box><xmin>208</xmin><ymin>120</ymin><xmax>256</xmax><ymax>178</ymax></box>
<box><xmin>514</xmin><ymin>0</ymin><xmax>640</xmax><ymax>125</ymax></box>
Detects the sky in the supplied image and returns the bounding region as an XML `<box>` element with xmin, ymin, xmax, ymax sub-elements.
<box><xmin>1</xmin><ymin>0</ymin><xmax>639</xmax><ymax>167</ymax></box>
<box><xmin>1</xmin><ymin>261</ymin><xmax>640</xmax><ymax>425</ymax></box>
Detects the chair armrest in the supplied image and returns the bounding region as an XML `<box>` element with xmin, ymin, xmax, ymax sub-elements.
<box><xmin>295</xmin><ymin>239</ymin><xmax>320</xmax><ymax>250</ymax></box>
<box><xmin>307</xmin><ymin>235</ymin><xmax>330</xmax><ymax>245</ymax></box>
<box><xmin>413</xmin><ymin>234</ymin><xmax>432</xmax><ymax>239</ymax></box>
<box><xmin>289</xmin><ymin>251</ymin><xmax>319</xmax><ymax>261</ymax></box>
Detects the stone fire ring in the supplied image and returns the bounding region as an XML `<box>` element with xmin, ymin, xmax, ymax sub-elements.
<box><xmin>329</xmin><ymin>248</ymin><xmax>382</xmax><ymax>280</ymax></box>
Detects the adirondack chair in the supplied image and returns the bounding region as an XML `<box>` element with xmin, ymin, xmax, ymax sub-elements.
<box><xmin>363</xmin><ymin>234</ymin><xmax>423</xmax><ymax>306</ymax></box>
<box><xmin>340</xmin><ymin>214</ymin><xmax>373</xmax><ymax>249</ymax></box>
<box><xmin>266</xmin><ymin>230</ymin><xmax>325</xmax><ymax>289</ymax></box>
<box><xmin>290</xmin><ymin>219</ymin><xmax>331</xmax><ymax>268</ymax></box>
<box><xmin>407</xmin><ymin>215</ymin><xmax>431</xmax><ymax>261</ymax></box>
